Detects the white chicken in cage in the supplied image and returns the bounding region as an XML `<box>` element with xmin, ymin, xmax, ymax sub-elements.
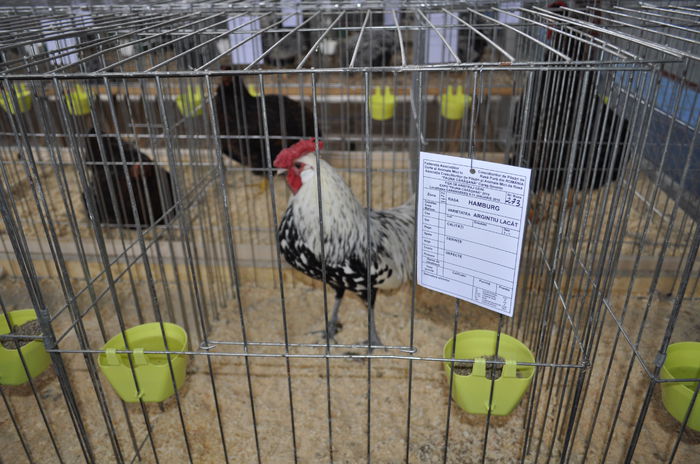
<box><xmin>275</xmin><ymin>139</ymin><xmax>414</xmax><ymax>347</ymax></box>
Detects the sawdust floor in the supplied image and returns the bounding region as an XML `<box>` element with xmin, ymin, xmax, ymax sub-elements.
<box><xmin>562</xmin><ymin>292</ymin><xmax>700</xmax><ymax>463</ymax></box>
<box><xmin>1</xmin><ymin>272</ymin><xmax>699</xmax><ymax>463</ymax></box>
<box><xmin>0</xmin><ymin>154</ymin><xmax>412</xmax><ymax>250</ymax></box>
<box><xmin>0</xmin><ymin>151</ymin><xmax>687</xmax><ymax>259</ymax></box>
<box><xmin>1</xmin><ymin>151</ymin><xmax>698</xmax><ymax>462</ymax></box>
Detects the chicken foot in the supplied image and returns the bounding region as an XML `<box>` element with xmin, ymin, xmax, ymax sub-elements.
<box><xmin>528</xmin><ymin>190</ymin><xmax>576</xmax><ymax>224</ymax></box>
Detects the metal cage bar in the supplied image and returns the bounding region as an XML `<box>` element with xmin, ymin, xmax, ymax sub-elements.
<box><xmin>0</xmin><ymin>3</ymin><xmax>698</xmax><ymax>464</ymax></box>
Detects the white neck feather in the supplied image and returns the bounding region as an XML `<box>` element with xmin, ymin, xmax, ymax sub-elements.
<box><xmin>288</xmin><ymin>158</ymin><xmax>367</xmax><ymax>263</ymax></box>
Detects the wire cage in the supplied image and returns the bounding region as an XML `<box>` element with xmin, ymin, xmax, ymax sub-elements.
<box><xmin>0</xmin><ymin>1</ymin><xmax>698</xmax><ymax>463</ymax></box>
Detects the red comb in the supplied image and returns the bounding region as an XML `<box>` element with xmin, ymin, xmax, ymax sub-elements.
<box><xmin>273</xmin><ymin>139</ymin><xmax>323</xmax><ymax>168</ymax></box>
<box><xmin>546</xmin><ymin>2</ymin><xmax>567</xmax><ymax>40</ymax></box>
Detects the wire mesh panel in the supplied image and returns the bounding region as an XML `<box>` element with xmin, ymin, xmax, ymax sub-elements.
<box><xmin>0</xmin><ymin>2</ymin><xmax>698</xmax><ymax>463</ymax></box>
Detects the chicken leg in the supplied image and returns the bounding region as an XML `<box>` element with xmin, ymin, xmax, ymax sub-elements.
<box><xmin>365</xmin><ymin>289</ymin><xmax>384</xmax><ymax>349</ymax></box>
<box><xmin>258</xmin><ymin>176</ymin><xmax>269</xmax><ymax>195</ymax></box>
<box><xmin>311</xmin><ymin>287</ymin><xmax>345</xmax><ymax>343</ymax></box>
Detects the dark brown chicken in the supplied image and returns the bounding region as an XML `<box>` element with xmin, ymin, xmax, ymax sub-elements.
<box><xmin>83</xmin><ymin>128</ymin><xmax>176</xmax><ymax>229</ymax></box>
<box><xmin>509</xmin><ymin>1</ymin><xmax>629</xmax><ymax>201</ymax></box>
<box><xmin>213</xmin><ymin>70</ymin><xmax>318</xmax><ymax>182</ymax></box>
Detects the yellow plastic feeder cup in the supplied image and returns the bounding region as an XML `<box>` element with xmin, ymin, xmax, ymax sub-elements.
<box><xmin>440</xmin><ymin>85</ymin><xmax>471</xmax><ymax>120</ymax></box>
<box><xmin>246</xmin><ymin>83</ymin><xmax>260</xmax><ymax>97</ymax></box>
<box><xmin>98</xmin><ymin>322</ymin><xmax>188</xmax><ymax>403</ymax></box>
<box><xmin>0</xmin><ymin>309</ymin><xmax>51</xmax><ymax>386</ymax></box>
<box><xmin>176</xmin><ymin>86</ymin><xmax>203</xmax><ymax>117</ymax></box>
<box><xmin>443</xmin><ymin>330</ymin><xmax>535</xmax><ymax>416</ymax></box>
<box><xmin>370</xmin><ymin>86</ymin><xmax>395</xmax><ymax>121</ymax></box>
<box><xmin>65</xmin><ymin>85</ymin><xmax>91</xmax><ymax>116</ymax></box>
<box><xmin>660</xmin><ymin>342</ymin><xmax>700</xmax><ymax>431</ymax></box>
<box><xmin>0</xmin><ymin>83</ymin><xmax>32</xmax><ymax>114</ymax></box>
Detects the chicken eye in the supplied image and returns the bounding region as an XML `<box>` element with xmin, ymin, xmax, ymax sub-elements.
<box><xmin>294</xmin><ymin>162</ymin><xmax>302</xmax><ymax>169</ymax></box>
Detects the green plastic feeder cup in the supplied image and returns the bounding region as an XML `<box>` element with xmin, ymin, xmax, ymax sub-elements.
<box><xmin>64</xmin><ymin>84</ymin><xmax>91</xmax><ymax>116</ymax></box>
<box><xmin>370</xmin><ymin>86</ymin><xmax>395</xmax><ymax>121</ymax></box>
<box><xmin>660</xmin><ymin>342</ymin><xmax>700</xmax><ymax>431</ymax></box>
<box><xmin>0</xmin><ymin>309</ymin><xmax>51</xmax><ymax>386</ymax></box>
<box><xmin>98</xmin><ymin>322</ymin><xmax>188</xmax><ymax>403</ymax></box>
<box><xmin>443</xmin><ymin>330</ymin><xmax>535</xmax><ymax>416</ymax></box>
<box><xmin>0</xmin><ymin>83</ymin><xmax>32</xmax><ymax>114</ymax></box>
<box><xmin>176</xmin><ymin>86</ymin><xmax>203</xmax><ymax>117</ymax></box>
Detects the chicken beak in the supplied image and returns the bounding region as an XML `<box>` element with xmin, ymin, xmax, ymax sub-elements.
<box><xmin>276</xmin><ymin>168</ymin><xmax>287</xmax><ymax>176</ymax></box>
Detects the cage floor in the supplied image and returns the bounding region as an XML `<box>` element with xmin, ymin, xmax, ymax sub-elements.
<box><xmin>1</xmin><ymin>153</ymin><xmax>694</xmax><ymax>301</ymax></box>
<box><xmin>1</xmin><ymin>149</ymin><xmax>690</xmax><ymax>256</ymax></box>
<box><xmin>1</xmin><ymin>273</ymin><xmax>698</xmax><ymax>463</ymax></box>
<box><xmin>1</xmin><ymin>150</ymin><xmax>698</xmax><ymax>463</ymax></box>
<box><xmin>0</xmin><ymin>152</ymin><xmax>412</xmax><ymax>247</ymax></box>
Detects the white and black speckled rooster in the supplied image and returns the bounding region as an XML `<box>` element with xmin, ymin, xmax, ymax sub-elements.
<box><xmin>275</xmin><ymin>139</ymin><xmax>414</xmax><ymax>348</ymax></box>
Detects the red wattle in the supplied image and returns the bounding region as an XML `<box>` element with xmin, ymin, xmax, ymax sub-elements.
<box><xmin>287</xmin><ymin>171</ymin><xmax>302</xmax><ymax>193</ymax></box>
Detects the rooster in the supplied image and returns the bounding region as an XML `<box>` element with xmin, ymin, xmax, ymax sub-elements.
<box><xmin>214</xmin><ymin>67</ymin><xmax>317</xmax><ymax>192</ymax></box>
<box><xmin>275</xmin><ymin>139</ymin><xmax>414</xmax><ymax>348</ymax></box>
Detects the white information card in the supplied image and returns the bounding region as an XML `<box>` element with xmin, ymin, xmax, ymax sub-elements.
<box><xmin>417</xmin><ymin>152</ymin><xmax>531</xmax><ymax>317</ymax></box>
